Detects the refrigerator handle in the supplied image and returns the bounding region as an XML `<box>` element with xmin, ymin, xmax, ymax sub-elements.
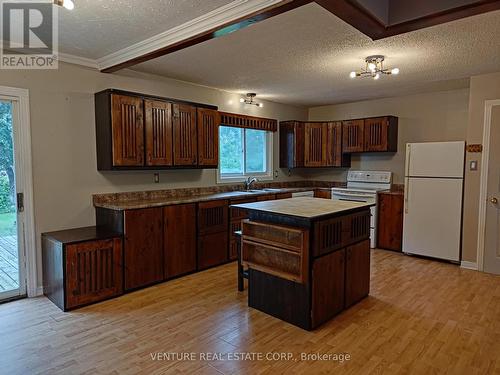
<box><xmin>404</xmin><ymin>179</ymin><xmax>409</xmax><ymax>214</ymax></box>
<box><xmin>405</xmin><ymin>144</ymin><xmax>411</xmax><ymax>177</ymax></box>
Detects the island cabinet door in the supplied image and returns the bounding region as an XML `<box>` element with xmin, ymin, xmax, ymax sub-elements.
<box><xmin>124</xmin><ymin>208</ymin><xmax>164</xmax><ymax>290</ymax></box>
<box><xmin>65</xmin><ymin>238</ymin><xmax>123</xmax><ymax>310</ymax></box>
<box><xmin>164</xmin><ymin>204</ymin><xmax>197</xmax><ymax>279</ymax></box>
<box><xmin>173</xmin><ymin>103</ymin><xmax>198</xmax><ymax>166</ymax></box>
<box><xmin>111</xmin><ymin>94</ymin><xmax>145</xmax><ymax>166</ymax></box>
<box><xmin>345</xmin><ymin>240</ymin><xmax>371</xmax><ymax>308</ymax></box>
<box><xmin>311</xmin><ymin>249</ymin><xmax>345</xmax><ymax>328</ymax></box>
<box><xmin>144</xmin><ymin>99</ymin><xmax>173</xmax><ymax>166</ymax></box>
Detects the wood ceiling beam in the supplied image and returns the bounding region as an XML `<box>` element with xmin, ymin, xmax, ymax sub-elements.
<box><xmin>101</xmin><ymin>0</ymin><xmax>500</xmax><ymax>73</ymax></box>
<box><xmin>101</xmin><ymin>0</ymin><xmax>313</xmax><ymax>73</ymax></box>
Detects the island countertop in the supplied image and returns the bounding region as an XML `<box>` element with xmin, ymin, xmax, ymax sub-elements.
<box><xmin>232</xmin><ymin>197</ymin><xmax>374</xmax><ymax>222</ymax></box>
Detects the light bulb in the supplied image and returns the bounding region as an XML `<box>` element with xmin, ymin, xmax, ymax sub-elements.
<box><xmin>258</xmin><ymin>103</ymin><xmax>263</xmax><ymax>108</ymax></box>
<box><xmin>349</xmin><ymin>71</ymin><xmax>357</xmax><ymax>79</ymax></box>
<box><xmin>239</xmin><ymin>98</ymin><xmax>245</xmax><ymax>103</ymax></box>
<box><xmin>391</xmin><ymin>68</ymin><xmax>400</xmax><ymax>75</ymax></box>
<box><xmin>63</xmin><ymin>0</ymin><xmax>74</xmax><ymax>10</ymax></box>
<box><xmin>373</xmin><ymin>73</ymin><xmax>380</xmax><ymax>80</ymax></box>
<box><xmin>368</xmin><ymin>62</ymin><xmax>376</xmax><ymax>72</ymax></box>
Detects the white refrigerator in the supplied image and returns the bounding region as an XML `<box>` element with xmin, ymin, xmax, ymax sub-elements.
<box><xmin>403</xmin><ymin>141</ymin><xmax>465</xmax><ymax>262</ymax></box>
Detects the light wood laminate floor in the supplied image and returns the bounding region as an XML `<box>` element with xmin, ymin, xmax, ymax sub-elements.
<box><xmin>1</xmin><ymin>249</ymin><xmax>499</xmax><ymax>375</ymax></box>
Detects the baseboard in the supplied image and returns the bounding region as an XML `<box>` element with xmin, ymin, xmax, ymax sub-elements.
<box><xmin>460</xmin><ymin>261</ymin><xmax>478</xmax><ymax>270</ymax></box>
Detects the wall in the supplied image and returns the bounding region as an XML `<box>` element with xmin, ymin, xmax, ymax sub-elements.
<box><xmin>0</xmin><ymin>62</ymin><xmax>307</xmax><ymax>289</ymax></box>
<box><xmin>462</xmin><ymin>72</ymin><xmax>500</xmax><ymax>263</ymax></box>
<box><xmin>307</xmin><ymin>89</ymin><xmax>470</xmax><ymax>184</ymax></box>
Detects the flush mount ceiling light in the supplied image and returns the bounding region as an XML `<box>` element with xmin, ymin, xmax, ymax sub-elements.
<box><xmin>239</xmin><ymin>93</ymin><xmax>263</xmax><ymax>108</ymax></box>
<box><xmin>350</xmin><ymin>55</ymin><xmax>399</xmax><ymax>80</ymax></box>
<box><xmin>54</xmin><ymin>0</ymin><xmax>75</xmax><ymax>10</ymax></box>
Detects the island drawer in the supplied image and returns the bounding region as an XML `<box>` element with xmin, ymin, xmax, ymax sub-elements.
<box><xmin>242</xmin><ymin>220</ymin><xmax>306</xmax><ymax>252</ymax></box>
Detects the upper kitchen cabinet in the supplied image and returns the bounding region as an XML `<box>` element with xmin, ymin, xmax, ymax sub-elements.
<box><xmin>197</xmin><ymin>108</ymin><xmax>219</xmax><ymax>167</ymax></box>
<box><xmin>94</xmin><ymin>89</ymin><xmax>219</xmax><ymax>170</ymax></box>
<box><xmin>280</xmin><ymin>121</ymin><xmax>350</xmax><ymax>169</ymax></box>
<box><xmin>145</xmin><ymin>99</ymin><xmax>173</xmax><ymax>166</ymax></box>
<box><xmin>173</xmin><ymin>103</ymin><xmax>198</xmax><ymax>166</ymax></box>
<box><xmin>342</xmin><ymin>116</ymin><xmax>398</xmax><ymax>153</ymax></box>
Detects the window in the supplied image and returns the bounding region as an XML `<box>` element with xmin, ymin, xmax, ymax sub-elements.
<box><xmin>218</xmin><ymin>126</ymin><xmax>272</xmax><ymax>182</ymax></box>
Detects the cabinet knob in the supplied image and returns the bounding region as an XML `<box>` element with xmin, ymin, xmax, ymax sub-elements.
<box><xmin>490</xmin><ymin>197</ymin><xmax>498</xmax><ymax>205</ymax></box>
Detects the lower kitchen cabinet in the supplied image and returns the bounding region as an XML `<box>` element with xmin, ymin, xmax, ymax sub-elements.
<box><xmin>164</xmin><ymin>204</ymin><xmax>197</xmax><ymax>279</ymax></box>
<box><xmin>198</xmin><ymin>231</ymin><xmax>229</xmax><ymax>270</ymax></box>
<box><xmin>42</xmin><ymin>227</ymin><xmax>123</xmax><ymax>311</ymax></box>
<box><xmin>345</xmin><ymin>240</ymin><xmax>370</xmax><ymax>308</ymax></box>
<box><xmin>314</xmin><ymin>189</ymin><xmax>332</xmax><ymax>199</ymax></box>
<box><xmin>276</xmin><ymin>192</ymin><xmax>293</xmax><ymax>199</ymax></box>
<box><xmin>124</xmin><ymin>207</ymin><xmax>164</xmax><ymax>290</ymax></box>
<box><xmin>312</xmin><ymin>249</ymin><xmax>345</xmax><ymax>327</ymax></box>
<box><xmin>377</xmin><ymin>192</ymin><xmax>404</xmax><ymax>251</ymax></box>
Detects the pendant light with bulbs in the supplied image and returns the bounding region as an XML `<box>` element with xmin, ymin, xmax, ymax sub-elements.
<box><xmin>239</xmin><ymin>93</ymin><xmax>263</xmax><ymax>108</ymax></box>
<box><xmin>350</xmin><ymin>55</ymin><xmax>399</xmax><ymax>80</ymax></box>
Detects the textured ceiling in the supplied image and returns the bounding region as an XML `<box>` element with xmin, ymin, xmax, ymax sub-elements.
<box><xmin>129</xmin><ymin>3</ymin><xmax>500</xmax><ymax>106</ymax></box>
<box><xmin>58</xmin><ymin>0</ymin><xmax>233</xmax><ymax>59</ymax></box>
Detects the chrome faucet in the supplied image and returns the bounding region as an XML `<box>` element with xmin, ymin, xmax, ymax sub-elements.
<box><xmin>245</xmin><ymin>176</ymin><xmax>258</xmax><ymax>191</ymax></box>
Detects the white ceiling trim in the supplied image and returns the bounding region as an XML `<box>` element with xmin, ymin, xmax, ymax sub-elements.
<box><xmin>58</xmin><ymin>53</ymin><xmax>98</xmax><ymax>69</ymax></box>
<box><xmin>96</xmin><ymin>0</ymin><xmax>286</xmax><ymax>71</ymax></box>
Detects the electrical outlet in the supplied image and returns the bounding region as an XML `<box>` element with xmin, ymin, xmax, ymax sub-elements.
<box><xmin>154</xmin><ymin>173</ymin><xmax>160</xmax><ymax>183</ymax></box>
<box><xmin>470</xmin><ymin>161</ymin><xmax>478</xmax><ymax>171</ymax></box>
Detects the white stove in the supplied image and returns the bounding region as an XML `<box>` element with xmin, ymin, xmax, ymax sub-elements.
<box><xmin>332</xmin><ymin>171</ymin><xmax>392</xmax><ymax>248</ymax></box>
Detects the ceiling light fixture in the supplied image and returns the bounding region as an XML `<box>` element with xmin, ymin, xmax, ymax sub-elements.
<box><xmin>54</xmin><ymin>0</ymin><xmax>75</xmax><ymax>10</ymax></box>
<box><xmin>240</xmin><ymin>93</ymin><xmax>263</xmax><ymax>108</ymax></box>
<box><xmin>350</xmin><ymin>55</ymin><xmax>399</xmax><ymax>80</ymax></box>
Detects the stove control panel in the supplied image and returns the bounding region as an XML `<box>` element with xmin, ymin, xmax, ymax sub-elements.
<box><xmin>347</xmin><ymin>171</ymin><xmax>392</xmax><ymax>184</ymax></box>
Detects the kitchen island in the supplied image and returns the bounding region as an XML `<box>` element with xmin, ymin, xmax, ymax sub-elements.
<box><xmin>232</xmin><ymin>197</ymin><xmax>373</xmax><ymax>330</ymax></box>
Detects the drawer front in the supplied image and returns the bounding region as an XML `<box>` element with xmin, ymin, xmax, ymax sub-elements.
<box><xmin>257</xmin><ymin>194</ymin><xmax>276</xmax><ymax>201</ymax></box>
<box><xmin>198</xmin><ymin>200</ymin><xmax>229</xmax><ymax>234</ymax></box>
<box><xmin>344</xmin><ymin>210</ymin><xmax>371</xmax><ymax>246</ymax></box>
<box><xmin>242</xmin><ymin>220</ymin><xmax>304</xmax><ymax>252</ymax></box>
<box><xmin>65</xmin><ymin>238</ymin><xmax>123</xmax><ymax>309</ymax></box>
<box><xmin>275</xmin><ymin>192</ymin><xmax>293</xmax><ymax>200</ymax></box>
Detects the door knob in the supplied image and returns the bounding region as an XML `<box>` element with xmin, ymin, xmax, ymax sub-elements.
<box><xmin>490</xmin><ymin>197</ymin><xmax>498</xmax><ymax>205</ymax></box>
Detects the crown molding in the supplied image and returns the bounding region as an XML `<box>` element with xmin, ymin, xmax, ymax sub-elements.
<box><xmin>96</xmin><ymin>0</ymin><xmax>285</xmax><ymax>71</ymax></box>
<box><xmin>58</xmin><ymin>52</ymin><xmax>98</xmax><ymax>69</ymax></box>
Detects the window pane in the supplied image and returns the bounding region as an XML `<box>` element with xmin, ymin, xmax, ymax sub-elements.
<box><xmin>245</xmin><ymin>129</ymin><xmax>267</xmax><ymax>173</ymax></box>
<box><xmin>219</xmin><ymin>126</ymin><xmax>243</xmax><ymax>175</ymax></box>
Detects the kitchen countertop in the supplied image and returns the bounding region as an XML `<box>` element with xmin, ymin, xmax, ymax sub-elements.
<box><xmin>232</xmin><ymin>197</ymin><xmax>374</xmax><ymax>220</ymax></box>
<box><xmin>93</xmin><ymin>187</ymin><xmax>323</xmax><ymax>210</ymax></box>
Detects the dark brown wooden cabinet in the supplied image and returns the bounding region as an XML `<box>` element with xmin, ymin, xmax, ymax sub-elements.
<box><xmin>280</xmin><ymin>121</ymin><xmax>350</xmax><ymax>169</ymax></box>
<box><xmin>314</xmin><ymin>189</ymin><xmax>331</xmax><ymax>199</ymax></box>
<box><xmin>95</xmin><ymin>89</ymin><xmax>219</xmax><ymax>170</ymax></box>
<box><xmin>198</xmin><ymin>200</ymin><xmax>229</xmax><ymax>269</ymax></box>
<box><xmin>377</xmin><ymin>192</ymin><xmax>404</xmax><ymax>251</ymax></box>
<box><xmin>124</xmin><ymin>208</ymin><xmax>164</xmax><ymax>290</ymax></box>
<box><xmin>345</xmin><ymin>239</ymin><xmax>370</xmax><ymax>308</ymax></box>
<box><xmin>173</xmin><ymin>103</ymin><xmax>198</xmax><ymax>166</ymax></box>
<box><xmin>42</xmin><ymin>227</ymin><xmax>123</xmax><ymax>311</ymax></box>
<box><xmin>364</xmin><ymin>116</ymin><xmax>398</xmax><ymax>152</ymax></box>
<box><xmin>229</xmin><ymin>197</ymin><xmax>257</xmax><ymax>260</ymax></box>
<box><xmin>342</xmin><ymin>119</ymin><xmax>365</xmax><ymax>153</ymax></box>
<box><xmin>276</xmin><ymin>192</ymin><xmax>293</xmax><ymax>199</ymax></box>
<box><xmin>164</xmin><ymin>204</ymin><xmax>197</xmax><ymax>278</ymax></box>
<box><xmin>197</xmin><ymin>108</ymin><xmax>219</xmax><ymax>167</ymax></box>
<box><xmin>110</xmin><ymin>94</ymin><xmax>145</xmax><ymax>166</ymax></box>
<box><xmin>342</xmin><ymin>116</ymin><xmax>398</xmax><ymax>153</ymax></box>
<box><xmin>312</xmin><ymin>249</ymin><xmax>345</xmax><ymax>327</ymax></box>
<box><xmin>145</xmin><ymin>99</ymin><xmax>173</xmax><ymax>166</ymax></box>
<box><xmin>304</xmin><ymin>122</ymin><xmax>326</xmax><ymax>167</ymax></box>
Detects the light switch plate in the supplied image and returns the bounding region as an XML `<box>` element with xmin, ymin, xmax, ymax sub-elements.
<box><xmin>470</xmin><ymin>160</ymin><xmax>478</xmax><ymax>171</ymax></box>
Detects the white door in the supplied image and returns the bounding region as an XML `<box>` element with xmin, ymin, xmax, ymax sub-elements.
<box><xmin>484</xmin><ymin>106</ymin><xmax>500</xmax><ymax>274</ymax></box>
<box><xmin>403</xmin><ymin>177</ymin><xmax>463</xmax><ymax>262</ymax></box>
<box><xmin>0</xmin><ymin>98</ymin><xmax>27</xmax><ymax>301</ymax></box>
<box><xmin>406</xmin><ymin>141</ymin><xmax>465</xmax><ymax>178</ymax></box>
